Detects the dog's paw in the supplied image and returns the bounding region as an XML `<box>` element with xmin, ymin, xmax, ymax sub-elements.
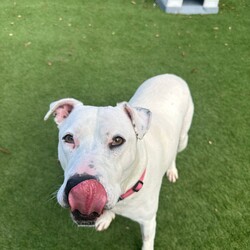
<box><xmin>167</xmin><ymin>168</ymin><xmax>178</xmax><ymax>183</ymax></box>
<box><xmin>95</xmin><ymin>210</ymin><xmax>115</xmax><ymax>231</ymax></box>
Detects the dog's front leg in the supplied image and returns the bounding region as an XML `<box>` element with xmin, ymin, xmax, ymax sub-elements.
<box><xmin>95</xmin><ymin>210</ymin><xmax>115</xmax><ymax>231</ymax></box>
<box><xmin>140</xmin><ymin>215</ymin><xmax>156</xmax><ymax>250</ymax></box>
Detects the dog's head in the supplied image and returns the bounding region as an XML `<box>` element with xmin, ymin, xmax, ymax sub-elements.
<box><xmin>44</xmin><ymin>98</ymin><xmax>151</xmax><ymax>226</ymax></box>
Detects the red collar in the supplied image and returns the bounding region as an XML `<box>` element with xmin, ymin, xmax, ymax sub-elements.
<box><xmin>118</xmin><ymin>169</ymin><xmax>146</xmax><ymax>201</ymax></box>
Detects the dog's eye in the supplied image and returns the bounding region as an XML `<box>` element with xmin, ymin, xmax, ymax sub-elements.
<box><xmin>110</xmin><ymin>136</ymin><xmax>125</xmax><ymax>149</ymax></box>
<box><xmin>63</xmin><ymin>134</ymin><xmax>74</xmax><ymax>144</ymax></box>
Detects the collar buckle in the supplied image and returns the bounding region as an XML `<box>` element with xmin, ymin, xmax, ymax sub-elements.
<box><xmin>132</xmin><ymin>180</ymin><xmax>144</xmax><ymax>192</ymax></box>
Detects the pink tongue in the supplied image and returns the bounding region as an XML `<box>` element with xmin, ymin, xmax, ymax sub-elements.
<box><xmin>68</xmin><ymin>179</ymin><xmax>107</xmax><ymax>216</ymax></box>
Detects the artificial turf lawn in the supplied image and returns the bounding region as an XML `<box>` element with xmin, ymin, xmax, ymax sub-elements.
<box><xmin>0</xmin><ymin>0</ymin><xmax>249</xmax><ymax>249</ymax></box>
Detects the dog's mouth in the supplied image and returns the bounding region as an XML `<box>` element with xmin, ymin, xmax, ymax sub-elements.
<box><xmin>70</xmin><ymin>210</ymin><xmax>100</xmax><ymax>227</ymax></box>
<box><xmin>68</xmin><ymin>179</ymin><xmax>107</xmax><ymax>227</ymax></box>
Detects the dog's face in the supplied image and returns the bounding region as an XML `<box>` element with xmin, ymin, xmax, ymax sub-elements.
<box><xmin>45</xmin><ymin>98</ymin><xmax>151</xmax><ymax>226</ymax></box>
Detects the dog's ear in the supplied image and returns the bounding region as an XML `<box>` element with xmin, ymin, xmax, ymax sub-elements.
<box><xmin>120</xmin><ymin>102</ymin><xmax>152</xmax><ymax>140</ymax></box>
<box><xmin>44</xmin><ymin>98</ymin><xmax>83</xmax><ymax>125</ymax></box>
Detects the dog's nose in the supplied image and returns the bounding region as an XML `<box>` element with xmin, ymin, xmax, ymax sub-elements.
<box><xmin>64</xmin><ymin>175</ymin><xmax>97</xmax><ymax>204</ymax></box>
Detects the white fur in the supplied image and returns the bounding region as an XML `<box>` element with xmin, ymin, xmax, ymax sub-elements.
<box><xmin>45</xmin><ymin>74</ymin><xmax>194</xmax><ymax>250</ymax></box>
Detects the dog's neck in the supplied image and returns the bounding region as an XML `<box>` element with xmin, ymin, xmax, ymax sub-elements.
<box><xmin>119</xmin><ymin>139</ymin><xmax>148</xmax><ymax>200</ymax></box>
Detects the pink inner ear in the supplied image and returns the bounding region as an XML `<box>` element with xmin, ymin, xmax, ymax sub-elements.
<box><xmin>54</xmin><ymin>104</ymin><xmax>73</xmax><ymax>124</ymax></box>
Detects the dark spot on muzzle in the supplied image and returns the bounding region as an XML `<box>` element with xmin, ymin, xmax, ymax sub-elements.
<box><xmin>64</xmin><ymin>174</ymin><xmax>97</xmax><ymax>206</ymax></box>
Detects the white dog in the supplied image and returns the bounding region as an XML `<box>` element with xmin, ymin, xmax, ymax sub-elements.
<box><xmin>44</xmin><ymin>74</ymin><xmax>194</xmax><ymax>250</ymax></box>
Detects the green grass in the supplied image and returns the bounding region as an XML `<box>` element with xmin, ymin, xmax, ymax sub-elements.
<box><xmin>0</xmin><ymin>0</ymin><xmax>249</xmax><ymax>249</ymax></box>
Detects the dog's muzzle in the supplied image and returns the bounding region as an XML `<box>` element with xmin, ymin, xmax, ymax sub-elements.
<box><xmin>64</xmin><ymin>175</ymin><xmax>107</xmax><ymax>227</ymax></box>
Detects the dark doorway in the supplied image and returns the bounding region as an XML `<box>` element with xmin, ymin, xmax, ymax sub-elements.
<box><xmin>182</xmin><ymin>0</ymin><xmax>205</xmax><ymax>7</ymax></box>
